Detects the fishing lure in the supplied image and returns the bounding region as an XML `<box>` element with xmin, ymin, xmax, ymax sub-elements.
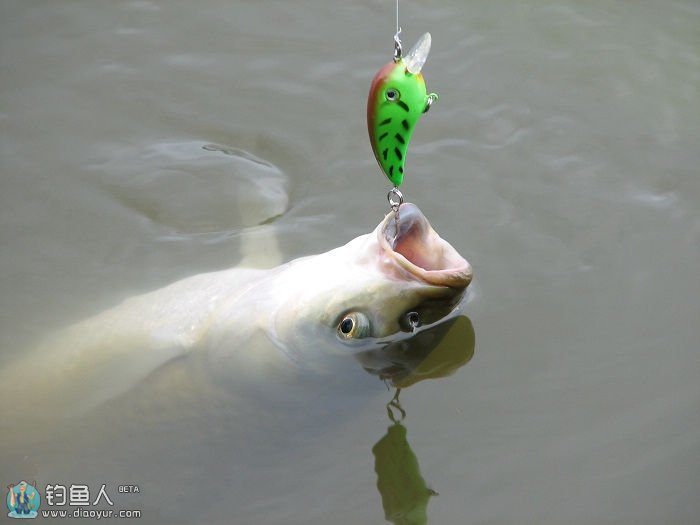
<box><xmin>367</xmin><ymin>32</ymin><xmax>438</xmax><ymax>189</ymax></box>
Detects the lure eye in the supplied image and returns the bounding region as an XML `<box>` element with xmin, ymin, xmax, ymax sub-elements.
<box><xmin>337</xmin><ymin>312</ymin><xmax>371</xmax><ymax>340</ymax></box>
<box><xmin>385</xmin><ymin>88</ymin><xmax>400</xmax><ymax>102</ymax></box>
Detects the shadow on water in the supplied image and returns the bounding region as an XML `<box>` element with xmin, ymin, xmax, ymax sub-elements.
<box><xmin>362</xmin><ymin>316</ymin><xmax>476</xmax><ymax>525</ymax></box>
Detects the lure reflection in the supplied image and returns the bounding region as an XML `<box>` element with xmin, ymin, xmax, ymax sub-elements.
<box><xmin>368</xmin><ymin>33</ymin><xmax>438</xmax><ymax>187</ymax></box>
<box><xmin>373</xmin><ymin>408</ymin><xmax>436</xmax><ymax>525</ymax></box>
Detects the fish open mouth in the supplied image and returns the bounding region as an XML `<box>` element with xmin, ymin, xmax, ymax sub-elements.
<box><xmin>379</xmin><ymin>203</ymin><xmax>473</xmax><ymax>288</ymax></box>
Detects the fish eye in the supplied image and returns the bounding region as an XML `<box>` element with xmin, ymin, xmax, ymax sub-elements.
<box><xmin>340</xmin><ymin>317</ymin><xmax>354</xmax><ymax>334</ymax></box>
<box><xmin>337</xmin><ymin>312</ymin><xmax>371</xmax><ymax>340</ymax></box>
<box><xmin>385</xmin><ymin>88</ymin><xmax>400</xmax><ymax>102</ymax></box>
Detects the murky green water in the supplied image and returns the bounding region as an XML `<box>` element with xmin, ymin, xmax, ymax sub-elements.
<box><xmin>1</xmin><ymin>1</ymin><xmax>699</xmax><ymax>524</ymax></box>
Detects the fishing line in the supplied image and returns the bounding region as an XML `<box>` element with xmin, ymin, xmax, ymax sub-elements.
<box><xmin>394</xmin><ymin>0</ymin><xmax>402</xmax><ymax>61</ymax></box>
<box><xmin>391</xmin><ymin>0</ymin><xmax>402</xmax><ymax>214</ymax></box>
<box><xmin>395</xmin><ymin>0</ymin><xmax>399</xmax><ymax>36</ymax></box>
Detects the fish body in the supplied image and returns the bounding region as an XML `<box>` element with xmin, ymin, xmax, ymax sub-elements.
<box><xmin>0</xmin><ymin>204</ymin><xmax>471</xmax><ymax>418</ymax></box>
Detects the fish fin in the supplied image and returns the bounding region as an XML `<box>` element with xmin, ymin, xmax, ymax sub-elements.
<box><xmin>238</xmin><ymin>223</ymin><xmax>283</xmax><ymax>268</ymax></box>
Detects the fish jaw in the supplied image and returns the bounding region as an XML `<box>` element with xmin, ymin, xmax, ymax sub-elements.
<box><xmin>377</xmin><ymin>203</ymin><xmax>473</xmax><ymax>289</ymax></box>
<box><xmin>367</xmin><ymin>62</ymin><xmax>428</xmax><ymax>186</ymax></box>
<box><xmin>268</xmin><ymin>203</ymin><xmax>472</xmax><ymax>354</ymax></box>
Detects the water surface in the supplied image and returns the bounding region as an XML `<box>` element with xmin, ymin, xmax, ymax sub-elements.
<box><xmin>1</xmin><ymin>1</ymin><xmax>699</xmax><ymax>524</ymax></box>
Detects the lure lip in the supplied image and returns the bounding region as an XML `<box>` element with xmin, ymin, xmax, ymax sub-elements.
<box><xmin>404</xmin><ymin>32</ymin><xmax>431</xmax><ymax>75</ymax></box>
<box><xmin>378</xmin><ymin>203</ymin><xmax>473</xmax><ymax>289</ymax></box>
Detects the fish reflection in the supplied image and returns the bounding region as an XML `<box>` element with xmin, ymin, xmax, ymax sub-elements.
<box><xmin>357</xmin><ymin>314</ymin><xmax>475</xmax><ymax>388</ymax></box>
<box><xmin>366</xmin><ymin>315</ymin><xmax>475</xmax><ymax>525</ymax></box>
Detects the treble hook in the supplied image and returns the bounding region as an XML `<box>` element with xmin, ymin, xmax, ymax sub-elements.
<box><xmin>387</xmin><ymin>187</ymin><xmax>403</xmax><ymax>213</ymax></box>
<box><xmin>388</xmin><ymin>186</ymin><xmax>403</xmax><ymax>240</ymax></box>
<box><xmin>386</xmin><ymin>388</ymin><xmax>405</xmax><ymax>423</ymax></box>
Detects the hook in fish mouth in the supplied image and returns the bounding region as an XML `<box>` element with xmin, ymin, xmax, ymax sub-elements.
<box><xmin>379</xmin><ymin>203</ymin><xmax>473</xmax><ymax>288</ymax></box>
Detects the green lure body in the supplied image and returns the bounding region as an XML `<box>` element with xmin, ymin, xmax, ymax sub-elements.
<box><xmin>367</xmin><ymin>33</ymin><xmax>437</xmax><ymax>187</ymax></box>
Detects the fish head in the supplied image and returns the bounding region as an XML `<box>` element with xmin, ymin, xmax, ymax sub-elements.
<box><xmin>271</xmin><ymin>203</ymin><xmax>472</xmax><ymax>356</ymax></box>
<box><xmin>367</xmin><ymin>33</ymin><xmax>436</xmax><ymax>186</ymax></box>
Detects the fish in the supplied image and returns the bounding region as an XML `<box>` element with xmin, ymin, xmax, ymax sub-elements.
<box><xmin>368</xmin><ymin>33</ymin><xmax>438</xmax><ymax>187</ymax></box>
<box><xmin>0</xmin><ymin>203</ymin><xmax>471</xmax><ymax>421</ymax></box>
<box><xmin>0</xmin><ymin>203</ymin><xmax>473</xmax><ymax>517</ymax></box>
